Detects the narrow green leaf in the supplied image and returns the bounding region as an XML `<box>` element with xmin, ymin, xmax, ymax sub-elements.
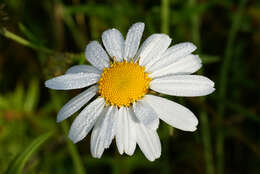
<box><xmin>61</xmin><ymin>121</ymin><xmax>86</xmax><ymax>174</ymax></box>
<box><xmin>0</xmin><ymin>28</ymin><xmax>53</xmax><ymax>53</ymax></box>
<box><xmin>18</xmin><ymin>23</ymin><xmax>44</xmax><ymax>46</ymax></box>
<box><xmin>5</xmin><ymin>132</ymin><xmax>53</xmax><ymax>174</ymax></box>
<box><xmin>216</xmin><ymin>0</ymin><xmax>248</xmax><ymax>173</ymax></box>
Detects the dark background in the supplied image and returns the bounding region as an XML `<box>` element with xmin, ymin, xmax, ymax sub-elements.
<box><xmin>0</xmin><ymin>0</ymin><xmax>259</xmax><ymax>174</ymax></box>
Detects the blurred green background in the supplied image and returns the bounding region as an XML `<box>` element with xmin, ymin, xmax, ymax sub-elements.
<box><xmin>0</xmin><ymin>0</ymin><xmax>259</xmax><ymax>173</ymax></box>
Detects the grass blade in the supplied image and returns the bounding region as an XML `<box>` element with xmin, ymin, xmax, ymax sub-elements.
<box><xmin>188</xmin><ymin>0</ymin><xmax>215</xmax><ymax>173</ymax></box>
<box><xmin>5</xmin><ymin>131</ymin><xmax>53</xmax><ymax>174</ymax></box>
<box><xmin>216</xmin><ymin>0</ymin><xmax>247</xmax><ymax>173</ymax></box>
<box><xmin>161</xmin><ymin>0</ymin><xmax>170</xmax><ymax>35</ymax></box>
<box><xmin>61</xmin><ymin>121</ymin><xmax>86</xmax><ymax>174</ymax></box>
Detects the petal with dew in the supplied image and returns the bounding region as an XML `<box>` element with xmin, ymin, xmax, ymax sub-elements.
<box><xmin>116</xmin><ymin>107</ymin><xmax>136</xmax><ymax>156</ymax></box>
<box><xmin>85</xmin><ymin>41</ymin><xmax>110</xmax><ymax>70</ymax></box>
<box><xmin>135</xmin><ymin>122</ymin><xmax>161</xmax><ymax>161</ymax></box>
<box><xmin>150</xmin><ymin>75</ymin><xmax>215</xmax><ymax>97</ymax></box>
<box><xmin>57</xmin><ymin>85</ymin><xmax>98</xmax><ymax>122</ymax></box>
<box><xmin>135</xmin><ymin>34</ymin><xmax>171</xmax><ymax>68</ymax></box>
<box><xmin>91</xmin><ymin>106</ymin><xmax>117</xmax><ymax>158</ymax></box>
<box><xmin>68</xmin><ymin>98</ymin><xmax>105</xmax><ymax>143</ymax></box>
<box><xmin>145</xmin><ymin>94</ymin><xmax>198</xmax><ymax>131</ymax></box>
<box><xmin>66</xmin><ymin>65</ymin><xmax>101</xmax><ymax>74</ymax></box>
<box><xmin>102</xmin><ymin>28</ymin><xmax>124</xmax><ymax>61</ymax></box>
<box><xmin>133</xmin><ymin>98</ymin><xmax>159</xmax><ymax>130</ymax></box>
<box><xmin>45</xmin><ymin>72</ymin><xmax>100</xmax><ymax>90</ymax></box>
<box><xmin>123</xmin><ymin>22</ymin><xmax>145</xmax><ymax>61</ymax></box>
<box><xmin>148</xmin><ymin>42</ymin><xmax>197</xmax><ymax>72</ymax></box>
<box><xmin>150</xmin><ymin>54</ymin><xmax>202</xmax><ymax>78</ymax></box>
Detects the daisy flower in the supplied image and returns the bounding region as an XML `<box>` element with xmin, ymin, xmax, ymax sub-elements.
<box><xmin>45</xmin><ymin>22</ymin><xmax>215</xmax><ymax>161</ymax></box>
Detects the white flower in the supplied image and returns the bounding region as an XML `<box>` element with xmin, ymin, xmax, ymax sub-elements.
<box><xmin>45</xmin><ymin>22</ymin><xmax>215</xmax><ymax>161</ymax></box>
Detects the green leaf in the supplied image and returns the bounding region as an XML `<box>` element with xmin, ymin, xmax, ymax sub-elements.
<box><xmin>5</xmin><ymin>132</ymin><xmax>53</xmax><ymax>174</ymax></box>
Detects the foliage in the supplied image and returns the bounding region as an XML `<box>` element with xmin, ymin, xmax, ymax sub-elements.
<box><xmin>0</xmin><ymin>0</ymin><xmax>259</xmax><ymax>174</ymax></box>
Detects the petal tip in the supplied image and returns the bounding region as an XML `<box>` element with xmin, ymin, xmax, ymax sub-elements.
<box><xmin>44</xmin><ymin>79</ymin><xmax>59</xmax><ymax>90</ymax></box>
<box><xmin>56</xmin><ymin>116</ymin><xmax>63</xmax><ymax>123</ymax></box>
<box><xmin>44</xmin><ymin>80</ymin><xmax>51</xmax><ymax>89</ymax></box>
<box><xmin>208</xmin><ymin>87</ymin><xmax>216</xmax><ymax>95</ymax></box>
<box><xmin>190</xmin><ymin>42</ymin><xmax>197</xmax><ymax>50</ymax></box>
<box><xmin>133</xmin><ymin>22</ymin><xmax>145</xmax><ymax>28</ymax></box>
<box><xmin>125</xmin><ymin>151</ymin><xmax>134</xmax><ymax>156</ymax></box>
<box><xmin>190</xmin><ymin>126</ymin><xmax>197</xmax><ymax>132</ymax></box>
<box><xmin>91</xmin><ymin>148</ymin><xmax>104</xmax><ymax>159</ymax></box>
<box><xmin>147</xmin><ymin>157</ymin><xmax>156</xmax><ymax>162</ymax></box>
<box><xmin>68</xmin><ymin>135</ymin><xmax>79</xmax><ymax>144</ymax></box>
<box><xmin>68</xmin><ymin>130</ymin><xmax>82</xmax><ymax>144</ymax></box>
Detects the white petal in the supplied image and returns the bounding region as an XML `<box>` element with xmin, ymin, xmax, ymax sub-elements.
<box><xmin>123</xmin><ymin>22</ymin><xmax>145</xmax><ymax>61</ymax></box>
<box><xmin>68</xmin><ymin>97</ymin><xmax>105</xmax><ymax>143</ymax></box>
<box><xmin>57</xmin><ymin>85</ymin><xmax>98</xmax><ymax>122</ymax></box>
<box><xmin>150</xmin><ymin>75</ymin><xmax>215</xmax><ymax>97</ymax></box>
<box><xmin>85</xmin><ymin>41</ymin><xmax>110</xmax><ymax>70</ymax></box>
<box><xmin>150</xmin><ymin>54</ymin><xmax>202</xmax><ymax>78</ymax></box>
<box><xmin>91</xmin><ymin>106</ymin><xmax>117</xmax><ymax>158</ymax></box>
<box><xmin>135</xmin><ymin>34</ymin><xmax>171</xmax><ymax>68</ymax></box>
<box><xmin>45</xmin><ymin>72</ymin><xmax>100</xmax><ymax>90</ymax></box>
<box><xmin>102</xmin><ymin>28</ymin><xmax>124</xmax><ymax>61</ymax></box>
<box><xmin>148</xmin><ymin>42</ymin><xmax>197</xmax><ymax>72</ymax></box>
<box><xmin>66</xmin><ymin>65</ymin><xmax>101</xmax><ymax>74</ymax></box>
<box><xmin>115</xmin><ymin>107</ymin><xmax>136</xmax><ymax>156</ymax></box>
<box><xmin>145</xmin><ymin>95</ymin><xmax>198</xmax><ymax>131</ymax></box>
<box><xmin>136</xmin><ymin>122</ymin><xmax>161</xmax><ymax>161</ymax></box>
<box><xmin>133</xmin><ymin>98</ymin><xmax>159</xmax><ymax>130</ymax></box>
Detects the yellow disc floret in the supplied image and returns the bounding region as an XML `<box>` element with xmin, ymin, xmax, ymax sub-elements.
<box><xmin>98</xmin><ymin>60</ymin><xmax>151</xmax><ymax>107</ymax></box>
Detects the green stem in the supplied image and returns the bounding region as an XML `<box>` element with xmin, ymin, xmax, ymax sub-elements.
<box><xmin>0</xmin><ymin>28</ymin><xmax>85</xmax><ymax>64</ymax></box>
<box><xmin>62</xmin><ymin>7</ymin><xmax>86</xmax><ymax>49</ymax></box>
<box><xmin>216</xmin><ymin>0</ymin><xmax>247</xmax><ymax>174</ymax></box>
<box><xmin>189</xmin><ymin>0</ymin><xmax>214</xmax><ymax>174</ymax></box>
<box><xmin>161</xmin><ymin>0</ymin><xmax>170</xmax><ymax>34</ymax></box>
<box><xmin>0</xmin><ymin>28</ymin><xmax>53</xmax><ymax>54</ymax></box>
<box><xmin>200</xmin><ymin>108</ymin><xmax>215</xmax><ymax>174</ymax></box>
<box><xmin>61</xmin><ymin>121</ymin><xmax>86</xmax><ymax>174</ymax></box>
<box><xmin>161</xmin><ymin>0</ymin><xmax>173</xmax><ymax>135</ymax></box>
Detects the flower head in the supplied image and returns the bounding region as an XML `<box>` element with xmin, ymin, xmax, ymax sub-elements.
<box><xmin>45</xmin><ymin>22</ymin><xmax>215</xmax><ymax>161</ymax></box>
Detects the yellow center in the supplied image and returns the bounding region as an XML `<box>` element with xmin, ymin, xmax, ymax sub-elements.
<box><xmin>98</xmin><ymin>60</ymin><xmax>151</xmax><ymax>107</ymax></box>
